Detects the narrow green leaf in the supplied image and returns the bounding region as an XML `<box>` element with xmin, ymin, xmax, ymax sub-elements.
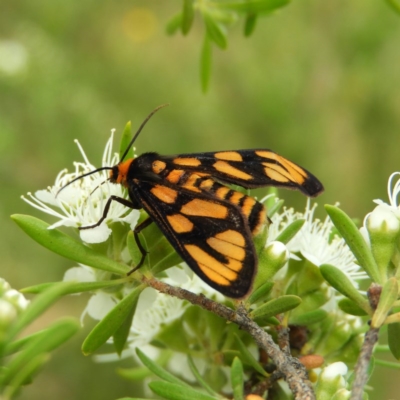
<box><xmin>21</xmin><ymin>279</ymin><xmax>126</xmax><ymax>295</ymax></box>
<box><xmin>215</xmin><ymin>0</ymin><xmax>290</xmax><ymax>13</ymax></box>
<box><xmin>200</xmin><ymin>35</ymin><xmax>212</xmax><ymax>93</ymax></box>
<box><xmin>244</xmin><ymin>13</ymin><xmax>257</xmax><ymax>37</ymax></box>
<box><xmin>338</xmin><ymin>298</ymin><xmax>368</xmax><ymax>316</ymax></box>
<box><xmin>386</xmin><ymin>0</ymin><xmax>400</xmax><ymax>14</ymax></box>
<box><xmin>248</xmin><ymin>281</ymin><xmax>274</xmax><ymax>305</ymax></box>
<box><xmin>149</xmin><ymin>381</ymin><xmax>217</xmax><ymax>400</ymax></box>
<box><xmin>12</xmin><ymin>215</ymin><xmax>129</xmax><ymax>275</ymax></box>
<box><xmin>127</xmin><ymin>230</ymin><xmax>145</xmax><ymax>268</ymax></box>
<box><xmin>289</xmin><ymin>309</ymin><xmax>328</xmax><ymax>325</ymax></box>
<box><xmin>388</xmin><ymin>322</ymin><xmax>400</xmax><ymax>359</ymax></box>
<box><xmin>2</xmin><ymin>318</ymin><xmax>79</xmax><ymax>385</ymax></box>
<box><xmin>113</xmin><ymin>304</ymin><xmax>136</xmax><ymax>356</ymax></box>
<box><xmin>250</xmin><ymin>295</ymin><xmax>301</xmax><ymax>319</ymax></box>
<box><xmin>118</xmin><ymin>351</ymin><xmax>171</xmax><ymax>381</ymax></box>
<box><xmin>325</xmin><ymin>205</ymin><xmax>381</xmax><ymax>283</ymax></box>
<box><xmin>234</xmin><ymin>334</ymin><xmax>267</xmax><ymax>376</ymax></box>
<box><xmin>187</xmin><ymin>356</ymin><xmax>218</xmax><ymax>396</ymax></box>
<box><xmin>267</xmin><ymin>198</ymin><xmax>284</xmax><ymax>217</ymax></box>
<box><xmin>231</xmin><ymin>357</ymin><xmax>244</xmax><ymax>400</ymax></box>
<box><xmin>203</xmin><ymin>12</ymin><xmax>227</xmax><ymax>49</ymax></box>
<box><xmin>82</xmin><ymin>286</ymin><xmax>144</xmax><ymax>355</ymax></box>
<box><xmin>152</xmin><ymin>251</ymin><xmax>182</xmax><ymax>275</ymax></box>
<box><xmin>320</xmin><ymin>264</ymin><xmax>372</xmax><ymax>315</ymax></box>
<box><xmin>275</xmin><ymin>219</ymin><xmax>305</xmax><ymax>244</ymax></box>
<box><xmin>371</xmin><ymin>277</ymin><xmax>398</xmax><ymax>328</ymax></box>
<box><xmin>136</xmin><ymin>348</ymin><xmax>190</xmax><ymax>387</ymax></box>
<box><xmin>6</xmin><ymin>283</ymin><xmax>77</xmax><ymax>341</ymax></box>
<box><xmin>119</xmin><ymin>121</ymin><xmax>133</xmax><ymax>161</ymax></box>
<box><xmin>182</xmin><ymin>0</ymin><xmax>195</xmax><ymax>35</ymax></box>
<box><xmin>3</xmin><ymin>353</ymin><xmax>49</xmax><ymax>398</ymax></box>
<box><xmin>166</xmin><ymin>13</ymin><xmax>183</xmax><ymax>35</ymax></box>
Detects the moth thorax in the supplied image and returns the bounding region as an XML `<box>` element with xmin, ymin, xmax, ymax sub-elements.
<box><xmin>112</xmin><ymin>158</ymin><xmax>134</xmax><ymax>186</ymax></box>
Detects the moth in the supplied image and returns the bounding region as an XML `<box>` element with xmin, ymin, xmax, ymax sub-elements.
<box><xmin>63</xmin><ymin>106</ymin><xmax>324</xmax><ymax>298</ymax></box>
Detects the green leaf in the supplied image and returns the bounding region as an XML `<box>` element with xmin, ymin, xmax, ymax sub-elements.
<box><xmin>203</xmin><ymin>12</ymin><xmax>227</xmax><ymax>49</ymax></box>
<box><xmin>386</xmin><ymin>0</ymin><xmax>400</xmax><ymax>15</ymax></box>
<box><xmin>338</xmin><ymin>298</ymin><xmax>368</xmax><ymax>316</ymax></box>
<box><xmin>274</xmin><ymin>219</ymin><xmax>305</xmax><ymax>244</ymax></box>
<box><xmin>152</xmin><ymin>251</ymin><xmax>183</xmax><ymax>275</ymax></box>
<box><xmin>21</xmin><ymin>279</ymin><xmax>126</xmax><ymax>295</ymax></box>
<box><xmin>166</xmin><ymin>13</ymin><xmax>183</xmax><ymax>35</ymax></box>
<box><xmin>200</xmin><ymin>35</ymin><xmax>212</xmax><ymax>93</ymax></box>
<box><xmin>136</xmin><ymin>348</ymin><xmax>190</xmax><ymax>387</ymax></box>
<box><xmin>12</xmin><ymin>215</ymin><xmax>129</xmax><ymax>275</ymax></box>
<box><xmin>231</xmin><ymin>357</ymin><xmax>244</xmax><ymax>400</ymax></box>
<box><xmin>372</xmin><ymin>278</ymin><xmax>399</xmax><ymax>328</ymax></box>
<box><xmin>187</xmin><ymin>356</ymin><xmax>218</xmax><ymax>396</ymax></box>
<box><xmin>289</xmin><ymin>309</ymin><xmax>328</xmax><ymax>325</ymax></box>
<box><xmin>388</xmin><ymin>322</ymin><xmax>400</xmax><ymax>360</ymax></box>
<box><xmin>82</xmin><ymin>286</ymin><xmax>144</xmax><ymax>355</ymax></box>
<box><xmin>325</xmin><ymin>205</ymin><xmax>381</xmax><ymax>283</ymax></box>
<box><xmin>214</xmin><ymin>0</ymin><xmax>290</xmax><ymax>13</ymax></box>
<box><xmin>127</xmin><ymin>230</ymin><xmax>146</xmax><ymax>268</ymax></box>
<box><xmin>320</xmin><ymin>264</ymin><xmax>372</xmax><ymax>315</ymax></box>
<box><xmin>6</xmin><ymin>283</ymin><xmax>77</xmax><ymax>341</ymax></box>
<box><xmin>234</xmin><ymin>334</ymin><xmax>267</xmax><ymax>376</ymax></box>
<box><xmin>113</xmin><ymin>304</ymin><xmax>136</xmax><ymax>356</ymax></box>
<box><xmin>267</xmin><ymin>198</ymin><xmax>284</xmax><ymax>217</ymax></box>
<box><xmin>244</xmin><ymin>13</ymin><xmax>257</xmax><ymax>37</ymax></box>
<box><xmin>248</xmin><ymin>281</ymin><xmax>274</xmax><ymax>305</ymax></box>
<box><xmin>149</xmin><ymin>381</ymin><xmax>217</xmax><ymax>400</ymax></box>
<box><xmin>182</xmin><ymin>0</ymin><xmax>195</xmax><ymax>35</ymax></box>
<box><xmin>119</xmin><ymin>121</ymin><xmax>133</xmax><ymax>161</ymax></box>
<box><xmin>250</xmin><ymin>295</ymin><xmax>301</xmax><ymax>319</ymax></box>
<box><xmin>2</xmin><ymin>353</ymin><xmax>49</xmax><ymax>398</ymax></box>
<box><xmin>2</xmin><ymin>318</ymin><xmax>79</xmax><ymax>386</ymax></box>
<box><xmin>118</xmin><ymin>351</ymin><xmax>171</xmax><ymax>381</ymax></box>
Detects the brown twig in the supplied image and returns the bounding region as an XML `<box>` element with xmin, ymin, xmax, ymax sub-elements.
<box><xmin>351</xmin><ymin>283</ymin><xmax>382</xmax><ymax>400</ymax></box>
<box><xmin>143</xmin><ymin>276</ymin><xmax>315</xmax><ymax>400</ymax></box>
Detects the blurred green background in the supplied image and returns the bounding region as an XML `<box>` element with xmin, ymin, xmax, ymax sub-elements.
<box><xmin>1</xmin><ymin>0</ymin><xmax>400</xmax><ymax>398</ymax></box>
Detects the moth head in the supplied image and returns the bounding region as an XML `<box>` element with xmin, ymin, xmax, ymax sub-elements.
<box><xmin>110</xmin><ymin>159</ymin><xmax>134</xmax><ymax>187</ymax></box>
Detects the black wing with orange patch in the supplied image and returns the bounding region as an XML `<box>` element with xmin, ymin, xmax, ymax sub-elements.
<box><xmin>160</xmin><ymin>149</ymin><xmax>323</xmax><ymax>197</ymax></box>
<box><xmin>129</xmin><ymin>177</ymin><xmax>257</xmax><ymax>298</ymax></box>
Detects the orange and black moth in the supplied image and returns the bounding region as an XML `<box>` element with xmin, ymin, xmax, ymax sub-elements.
<box><xmin>65</xmin><ymin>108</ymin><xmax>324</xmax><ymax>299</ymax></box>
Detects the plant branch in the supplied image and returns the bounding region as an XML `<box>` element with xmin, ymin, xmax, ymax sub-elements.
<box><xmin>350</xmin><ymin>327</ymin><xmax>379</xmax><ymax>400</ymax></box>
<box><xmin>143</xmin><ymin>276</ymin><xmax>315</xmax><ymax>400</ymax></box>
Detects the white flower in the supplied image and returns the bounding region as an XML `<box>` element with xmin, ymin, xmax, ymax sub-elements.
<box><xmin>268</xmin><ymin>199</ymin><xmax>367</xmax><ymax>286</ymax></box>
<box><xmin>0</xmin><ymin>278</ymin><xmax>29</xmax><ymax>326</ymax></box>
<box><xmin>22</xmin><ymin>131</ymin><xmax>139</xmax><ymax>243</ymax></box>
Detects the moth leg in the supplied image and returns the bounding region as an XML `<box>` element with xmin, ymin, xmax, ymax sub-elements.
<box><xmin>79</xmin><ymin>195</ymin><xmax>139</xmax><ymax>230</ymax></box>
<box><xmin>128</xmin><ymin>217</ymin><xmax>153</xmax><ymax>275</ymax></box>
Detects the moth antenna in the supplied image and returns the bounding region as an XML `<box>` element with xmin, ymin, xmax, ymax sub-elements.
<box><xmin>120</xmin><ymin>104</ymin><xmax>169</xmax><ymax>162</ymax></box>
<box><xmin>89</xmin><ymin>178</ymin><xmax>110</xmax><ymax>197</ymax></box>
<box><xmin>56</xmin><ymin>167</ymin><xmax>112</xmax><ymax>197</ymax></box>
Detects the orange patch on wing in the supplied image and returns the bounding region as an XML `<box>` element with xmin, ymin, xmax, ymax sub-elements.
<box><xmin>215</xmin><ymin>186</ymin><xmax>231</xmax><ymax>199</ymax></box>
<box><xmin>241</xmin><ymin>197</ymin><xmax>257</xmax><ymax>217</ymax></box>
<box><xmin>150</xmin><ymin>185</ymin><xmax>178</xmax><ymax>204</ymax></box>
<box><xmin>213</xmin><ymin>160</ymin><xmax>252</xmax><ymax>180</ymax></box>
<box><xmin>229</xmin><ymin>191</ymin><xmax>245</xmax><ymax>205</ymax></box>
<box><xmin>251</xmin><ymin>207</ymin><xmax>267</xmax><ymax>235</ymax></box>
<box><xmin>167</xmin><ymin>214</ymin><xmax>194</xmax><ymax>233</ymax></box>
<box><xmin>152</xmin><ymin>160</ymin><xmax>166</xmax><ymax>174</ymax></box>
<box><xmin>215</xmin><ymin>151</ymin><xmax>243</xmax><ymax>162</ymax></box>
<box><xmin>263</xmin><ymin>163</ymin><xmax>291</xmax><ymax>183</ymax></box>
<box><xmin>173</xmin><ymin>157</ymin><xmax>201</xmax><ymax>167</ymax></box>
<box><xmin>184</xmin><ymin>244</ymin><xmax>238</xmax><ymax>284</ymax></box>
<box><xmin>200</xmin><ymin>179</ymin><xmax>215</xmax><ymax>190</ymax></box>
<box><xmin>207</xmin><ymin>237</ymin><xmax>245</xmax><ymax>261</ymax></box>
<box><xmin>215</xmin><ymin>230</ymin><xmax>245</xmax><ymax>247</ymax></box>
<box><xmin>166</xmin><ymin>169</ymin><xmax>185</xmax><ymax>184</ymax></box>
<box><xmin>181</xmin><ymin>199</ymin><xmax>228</xmax><ymax>219</ymax></box>
<box><xmin>256</xmin><ymin>151</ymin><xmax>307</xmax><ymax>184</ymax></box>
